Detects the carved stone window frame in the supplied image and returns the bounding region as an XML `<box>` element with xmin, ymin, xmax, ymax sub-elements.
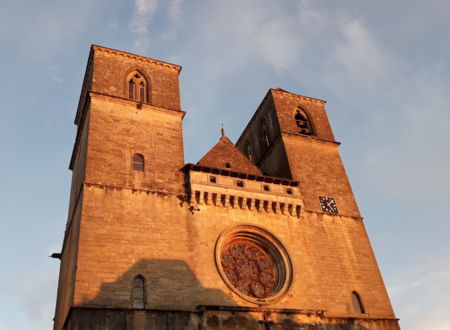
<box><xmin>294</xmin><ymin>106</ymin><xmax>314</xmax><ymax>136</ymax></box>
<box><xmin>126</xmin><ymin>69</ymin><xmax>149</xmax><ymax>103</ymax></box>
<box><xmin>215</xmin><ymin>225</ymin><xmax>293</xmax><ymax>305</ymax></box>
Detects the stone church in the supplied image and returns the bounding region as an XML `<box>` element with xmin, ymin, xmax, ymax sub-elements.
<box><xmin>53</xmin><ymin>45</ymin><xmax>400</xmax><ymax>329</ymax></box>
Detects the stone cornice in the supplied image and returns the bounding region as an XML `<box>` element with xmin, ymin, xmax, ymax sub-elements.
<box><xmin>92</xmin><ymin>44</ymin><xmax>182</xmax><ymax>72</ymax></box>
<box><xmin>83</xmin><ymin>182</ymin><xmax>182</xmax><ymax>196</ymax></box>
<box><xmin>271</xmin><ymin>88</ymin><xmax>326</xmax><ymax>105</ymax></box>
<box><xmin>302</xmin><ymin>209</ymin><xmax>363</xmax><ymax>221</ymax></box>
<box><xmin>281</xmin><ymin>131</ymin><xmax>341</xmax><ymax>146</ymax></box>
<box><xmin>89</xmin><ymin>91</ymin><xmax>186</xmax><ymax>118</ymax></box>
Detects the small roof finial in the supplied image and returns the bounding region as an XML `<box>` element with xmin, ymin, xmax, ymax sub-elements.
<box><xmin>221</xmin><ymin>123</ymin><xmax>225</xmax><ymax>138</ymax></box>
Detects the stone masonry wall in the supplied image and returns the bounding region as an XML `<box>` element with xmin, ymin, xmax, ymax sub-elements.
<box><xmin>74</xmin><ymin>186</ymin><xmax>394</xmax><ymax>318</ymax></box>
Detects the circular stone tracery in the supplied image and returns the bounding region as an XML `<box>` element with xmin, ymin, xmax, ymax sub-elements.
<box><xmin>215</xmin><ymin>225</ymin><xmax>293</xmax><ymax>304</ymax></box>
<box><xmin>221</xmin><ymin>240</ymin><xmax>276</xmax><ymax>298</ymax></box>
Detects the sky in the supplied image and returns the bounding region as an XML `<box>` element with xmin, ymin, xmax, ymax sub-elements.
<box><xmin>0</xmin><ymin>0</ymin><xmax>449</xmax><ymax>329</ymax></box>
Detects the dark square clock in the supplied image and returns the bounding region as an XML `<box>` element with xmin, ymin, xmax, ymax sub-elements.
<box><xmin>318</xmin><ymin>196</ymin><xmax>339</xmax><ymax>214</ymax></box>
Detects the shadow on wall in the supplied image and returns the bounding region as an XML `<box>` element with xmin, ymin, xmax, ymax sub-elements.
<box><xmin>66</xmin><ymin>259</ymin><xmax>371</xmax><ymax>330</ymax></box>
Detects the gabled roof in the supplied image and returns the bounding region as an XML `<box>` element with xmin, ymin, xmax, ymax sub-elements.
<box><xmin>197</xmin><ymin>136</ymin><xmax>262</xmax><ymax>175</ymax></box>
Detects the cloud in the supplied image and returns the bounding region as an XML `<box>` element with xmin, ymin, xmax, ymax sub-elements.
<box><xmin>356</xmin><ymin>61</ymin><xmax>450</xmax><ymax>200</ymax></box>
<box><xmin>129</xmin><ymin>0</ymin><xmax>159</xmax><ymax>52</ymax></box>
<box><xmin>168</xmin><ymin>0</ymin><xmax>183</xmax><ymax>24</ymax></box>
<box><xmin>333</xmin><ymin>19</ymin><xmax>389</xmax><ymax>82</ymax></box>
<box><xmin>388</xmin><ymin>254</ymin><xmax>450</xmax><ymax>330</ymax></box>
<box><xmin>2</xmin><ymin>268</ymin><xmax>58</xmax><ymax>329</ymax></box>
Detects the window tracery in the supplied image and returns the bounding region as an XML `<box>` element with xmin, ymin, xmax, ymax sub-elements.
<box><xmin>127</xmin><ymin>71</ymin><xmax>148</xmax><ymax>102</ymax></box>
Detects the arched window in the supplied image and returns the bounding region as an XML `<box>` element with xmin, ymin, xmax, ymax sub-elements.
<box><xmin>128</xmin><ymin>79</ymin><xmax>135</xmax><ymax>99</ymax></box>
<box><xmin>261</xmin><ymin>120</ymin><xmax>271</xmax><ymax>147</ymax></box>
<box><xmin>139</xmin><ymin>82</ymin><xmax>145</xmax><ymax>102</ymax></box>
<box><xmin>132</xmin><ymin>275</ymin><xmax>146</xmax><ymax>308</ymax></box>
<box><xmin>294</xmin><ymin>107</ymin><xmax>313</xmax><ymax>135</ymax></box>
<box><xmin>351</xmin><ymin>291</ymin><xmax>365</xmax><ymax>314</ymax></box>
<box><xmin>132</xmin><ymin>154</ymin><xmax>145</xmax><ymax>172</ymax></box>
<box><xmin>127</xmin><ymin>71</ymin><xmax>148</xmax><ymax>102</ymax></box>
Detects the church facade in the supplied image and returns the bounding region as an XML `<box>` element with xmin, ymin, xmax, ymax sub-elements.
<box><xmin>53</xmin><ymin>45</ymin><xmax>400</xmax><ymax>329</ymax></box>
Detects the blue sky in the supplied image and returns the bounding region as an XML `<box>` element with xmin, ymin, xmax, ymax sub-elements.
<box><xmin>1</xmin><ymin>0</ymin><xmax>449</xmax><ymax>329</ymax></box>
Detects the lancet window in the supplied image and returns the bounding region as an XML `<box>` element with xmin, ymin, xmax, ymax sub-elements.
<box><xmin>132</xmin><ymin>275</ymin><xmax>146</xmax><ymax>308</ymax></box>
<box><xmin>294</xmin><ymin>107</ymin><xmax>313</xmax><ymax>135</ymax></box>
<box><xmin>127</xmin><ymin>71</ymin><xmax>148</xmax><ymax>102</ymax></box>
<box><xmin>351</xmin><ymin>291</ymin><xmax>365</xmax><ymax>314</ymax></box>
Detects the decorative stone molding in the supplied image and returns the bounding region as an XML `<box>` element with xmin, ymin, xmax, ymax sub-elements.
<box><xmin>271</xmin><ymin>88</ymin><xmax>326</xmax><ymax>105</ymax></box>
<box><xmin>215</xmin><ymin>225</ymin><xmax>293</xmax><ymax>304</ymax></box>
<box><xmin>93</xmin><ymin>45</ymin><xmax>182</xmax><ymax>72</ymax></box>
<box><xmin>186</xmin><ymin>167</ymin><xmax>303</xmax><ymax>218</ymax></box>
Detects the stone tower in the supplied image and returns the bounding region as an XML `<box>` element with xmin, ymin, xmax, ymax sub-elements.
<box><xmin>53</xmin><ymin>45</ymin><xmax>400</xmax><ymax>329</ymax></box>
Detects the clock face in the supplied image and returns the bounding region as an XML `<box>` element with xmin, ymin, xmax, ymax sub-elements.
<box><xmin>318</xmin><ymin>196</ymin><xmax>339</xmax><ymax>214</ymax></box>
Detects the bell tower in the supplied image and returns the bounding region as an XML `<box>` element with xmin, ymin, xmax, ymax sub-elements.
<box><xmin>53</xmin><ymin>45</ymin><xmax>186</xmax><ymax>329</ymax></box>
<box><xmin>236</xmin><ymin>88</ymin><xmax>359</xmax><ymax>216</ymax></box>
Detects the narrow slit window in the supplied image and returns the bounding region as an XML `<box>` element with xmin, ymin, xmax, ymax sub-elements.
<box><xmin>129</xmin><ymin>79</ymin><xmax>135</xmax><ymax>99</ymax></box>
<box><xmin>261</xmin><ymin>120</ymin><xmax>271</xmax><ymax>147</ymax></box>
<box><xmin>139</xmin><ymin>82</ymin><xmax>145</xmax><ymax>102</ymax></box>
<box><xmin>132</xmin><ymin>154</ymin><xmax>145</xmax><ymax>171</ymax></box>
<box><xmin>351</xmin><ymin>291</ymin><xmax>365</xmax><ymax>314</ymax></box>
<box><xmin>132</xmin><ymin>276</ymin><xmax>146</xmax><ymax>308</ymax></box>
<box><xmin>246</xmin><ymin>144</ymin><xmax>253</xmax><ymax>163</ymax></box>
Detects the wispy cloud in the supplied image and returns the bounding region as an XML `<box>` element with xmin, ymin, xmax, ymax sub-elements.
<box><xmin>333</xmin><ymin>19</ymin><xmax>389</xmax><ymax>83</ymax></box>
<box><xmin>168</xmin><ymin>0</ymin><xmax>183</xmax><ymax>24</ymax></box>
<box><xmin>388</xmin><ymin>254</ymin><xmax>450</xmax><ymax>330</ymax></box>
<box><xmin>130</xmin><ymin>0</ymin><xmax>159</xmax><ymax>52</ymax></box>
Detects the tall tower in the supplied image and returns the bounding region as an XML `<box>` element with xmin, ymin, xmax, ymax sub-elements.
<box><xmin>53</xmin><ymin>46</ymin><xmax>399</xmax><ymax>329</ymax></box>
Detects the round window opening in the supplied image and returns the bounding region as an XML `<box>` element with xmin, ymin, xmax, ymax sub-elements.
<box><xmin>215</xmin><ymin>225</ymin><xmax>293</xmax><ymax>304</ymax></box>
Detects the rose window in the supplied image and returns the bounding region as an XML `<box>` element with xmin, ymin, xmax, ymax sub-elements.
<box><xmin>215</xmin><ymin>225</ymin><xmax>293</xmax><ymax>304</ymax></box>
<box><xmin>221</xmin><ymin>241</ymin><xmax>276</xmax><ymax>298</ymax></box>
